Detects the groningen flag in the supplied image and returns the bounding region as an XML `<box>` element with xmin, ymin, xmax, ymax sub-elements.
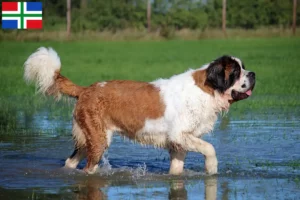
<box><xmin>2</xmin><ymin>2</ymin><xmax>42</xmax><ymax>29</ymax></box>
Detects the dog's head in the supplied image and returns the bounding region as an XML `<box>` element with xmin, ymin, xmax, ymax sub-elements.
<box><xmin>195</xmin><ymin>55</ymin><xmax>255</xmax><ymax>103</ymax></box>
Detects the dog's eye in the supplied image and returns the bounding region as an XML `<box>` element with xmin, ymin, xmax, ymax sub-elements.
<box><xmin>233</xmin><ymin>69</ymin><xmax>240</xmax><ymax>78</ymax></box>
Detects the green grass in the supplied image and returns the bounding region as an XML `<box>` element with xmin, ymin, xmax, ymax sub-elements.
<box><xmin>0</xmin><ymin>38</ymin><xmax>300</xmax><ymax>131</ymax></box>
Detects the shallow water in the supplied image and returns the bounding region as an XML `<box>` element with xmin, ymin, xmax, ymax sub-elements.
<box><xmin>0</xmin><ymin>109</ymin><xmax>299</xmax><ymax>200</ymax></box>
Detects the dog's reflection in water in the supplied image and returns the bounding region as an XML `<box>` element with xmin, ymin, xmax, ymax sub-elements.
<box><xmin>168</xmin><ymin>177</ymin><xmax>217</xmax><ymax>200</ymax></box>
<box><xmin>74</xmin><ymin>177</ymin><xmax>107</xmax><ymax>200</ymax></box>
<box><xmin>74</xmin><ymin>176</ymin><xmax>218</xmax><ymax>200</ymax></box>
<box><xmin>204</xmin><ymin>177</ymin><xmax>218</xmax><ymax>200</ymax></box>
<box><xmin>168</xmin><ymin>180</ymin><xmax>187</xmax><ymax>199</ymax></box>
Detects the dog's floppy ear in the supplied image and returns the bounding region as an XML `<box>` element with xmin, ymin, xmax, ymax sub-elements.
<box><xmin>205</xmin><ymin>56</ymin><xmax>229</xmax><ymax>93</ymax></box>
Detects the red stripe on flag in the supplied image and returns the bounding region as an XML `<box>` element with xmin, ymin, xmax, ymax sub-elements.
<box><xmin>27</xmin><ymin>20</ymin><xmax>43</xmax><ymax>29</ymax></box>
<box><xmin>2</xmin><ymin>2</ymin><xmax>18</xmax><ymax>11</ymax></box>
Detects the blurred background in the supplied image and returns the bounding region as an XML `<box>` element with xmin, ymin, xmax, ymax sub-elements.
<box><xmin>0</xmin><ymin>0</ymin><xmax>299</xmax><ymax>40</ymax></box>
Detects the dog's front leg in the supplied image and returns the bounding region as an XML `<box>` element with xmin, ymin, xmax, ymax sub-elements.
<box><xmin>169</xmin><ymin>150</ymin><xmax>186</xmax><ymax>175</ymax></box>
<box><xmin>183</xmin><ymin>134</ymin><xmax>218</xmax><ymax>175</ymax></box>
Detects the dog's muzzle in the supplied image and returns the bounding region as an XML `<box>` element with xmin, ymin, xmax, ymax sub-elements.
<box><xmin>231</xmin><ymin>72</ymin><xmax>256</xmax><ymax>101</ymax></box>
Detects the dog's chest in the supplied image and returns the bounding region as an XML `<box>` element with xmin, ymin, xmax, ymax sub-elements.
<box><xmin>137</xmin><ymin>75</ymin><xmax>220</xmax><ymax>143</ymax></box>
<box><xmin>175</xmin><ymin>94</ymin><xmax>218</xmax><ymax>136</ymax></box>
<box><xmin>140</xmin><ymin>85</ymin><xmax>218</xmax><ymax>137</ymax></box>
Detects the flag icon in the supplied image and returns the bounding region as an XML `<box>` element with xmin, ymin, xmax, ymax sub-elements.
<box><xmin>2</xmin><ymin>2</ymin><xmax>42</xmax><ymax>29</ymax></box>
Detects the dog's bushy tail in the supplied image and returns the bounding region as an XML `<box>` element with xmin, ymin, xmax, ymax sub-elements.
<box><xmin>24</xmin><ymin>47</ymin><xmax>85</xmax><ymax>99</ymax></box>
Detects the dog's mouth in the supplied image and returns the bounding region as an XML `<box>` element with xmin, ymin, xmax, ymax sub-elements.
<box><xmin>231</xmin><ymin>89</ymin><xmax>251</xmax><ymax>101</ymax></box>
<box><xmin>231</xmin><ymin>84</ymin><xmax>255</xmax><ymax>102</ymax></box>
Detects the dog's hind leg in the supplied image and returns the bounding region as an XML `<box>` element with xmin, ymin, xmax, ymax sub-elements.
<box><xmin>65</xmin><ymin>147</ymin><xmax>86</xmax><ymax>169</ymax></box>
<box><xmin>65</xmin><ymin>119</ymin><xmax>87</xmax><ymax>169</ymax></box>
<box><xmin>83</xmin><ymin>130</ymin><xmax>107</xmax><ymax>174</ymax></box>
<box><xmin>80</xmin><ymin>120</ymin><xmax>108</xmax><ymax>174</ymax></box>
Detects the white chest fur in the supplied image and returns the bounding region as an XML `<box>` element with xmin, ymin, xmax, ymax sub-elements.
<box><xmin>136</xmin><ymin>70</ymin><xmax>224</xmax><ymax>146</ymax></box>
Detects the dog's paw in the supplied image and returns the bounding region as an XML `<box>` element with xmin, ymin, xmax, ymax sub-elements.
<box><xmin>83</xmin><ymin>164</ymin><xmax>99</xmax><ymax>174</ymax></box>
<box><xmin>64</xmin><ymin>158</ymin><xmax>78</xmax><ymax>169</ymax></box>
<box><xmin>205</xmin><ymin>156</ymin><xmax>218</xmax><ymax>175</ymax></box>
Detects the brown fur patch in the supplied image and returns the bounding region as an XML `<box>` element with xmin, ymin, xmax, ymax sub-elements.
<box><xmin>74</xmin><ymin>80</ymin><xmax>165</xmax><ymax>138</ymax></box>
<box><xmin>224</xmin><ymin>64</ymin><xmax>232</xmax><ymax>80</ymax></box>
<box><xmin>47</xmin><ymin>71</ymin><xmax>85</xmax><ymax>98</ymax></box>
<box><xmin>192</xmin><ymin>70</ymin><xmax>214</xmax><ymax>96</ymax></box>
<box><xmin>55</xmin><ymin>73</ymin><xmax>86</xmax><ymax>97</ymax></box>
<box><xmin>71</xmin><ymin>80</ymin><xmax>165</xmax><ymax>171</ymax></box>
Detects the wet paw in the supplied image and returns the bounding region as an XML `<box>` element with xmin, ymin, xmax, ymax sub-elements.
<box><xmin>64</xmin><ymin>158</ymin><xmax>77</xmax><ymax>169</ymax></box>
<box><xmin>205</xmin><ymin>156</ymin><xmax>218</xmax><ymax>175</ymax></box>
<box><xmin>83</xmin><ymin>164</ymin><xmax>99</xmax><ymax>174</ymax></box>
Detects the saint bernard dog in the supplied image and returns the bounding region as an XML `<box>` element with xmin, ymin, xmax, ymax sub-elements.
<box><xmin>24</xmin><ymin>47</ymin><xmax>255</xmax><ymax>175</ymax></box>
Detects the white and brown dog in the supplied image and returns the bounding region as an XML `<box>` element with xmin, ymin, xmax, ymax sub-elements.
<box><xmin>24</xmin><ymin>47</ymin><xmax>255</xmax><ymax>175</ymax></box>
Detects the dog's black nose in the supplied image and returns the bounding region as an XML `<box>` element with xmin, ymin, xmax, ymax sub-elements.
<box><xmin>247</xmin><ymin>72</ymin><xmax>255</xmax><ymax>78</ymax></box>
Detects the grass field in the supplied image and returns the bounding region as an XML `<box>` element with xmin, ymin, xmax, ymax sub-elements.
<box><xmin>0</xmin><ymin>38</ymin><xmax>300</xmax><ymax>199</ymax></box>
<box><xmin>1</xmin><ymin>38</ymin><xmax>300</xmax><ymax>131</ymax></box>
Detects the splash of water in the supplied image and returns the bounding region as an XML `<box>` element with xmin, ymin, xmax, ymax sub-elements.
<box><xmin>131</xmin><ymin>163</ymin><xmax>147</xmax><ymax>179</ymax></box>
<box><xmin>98</xmin><ymin>152</ymin><xmax>113</xmax><ymax>176</ymax></box>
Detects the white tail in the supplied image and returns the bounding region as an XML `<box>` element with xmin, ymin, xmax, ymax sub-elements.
<box><xmin>24</xmin><ymin>47</ymin><xmax>85</xmax><ymax>99</ymax></box>
<box><xmin>24</xmin><ymin>47</ymin><xmax>61</xmax><ymax>95</ymax></box>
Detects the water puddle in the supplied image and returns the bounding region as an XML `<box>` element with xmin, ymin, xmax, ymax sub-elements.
<box><xmin>0</xmin><ymin>108</ymin><xmax>299</xmax><ymax>199</ymax></box>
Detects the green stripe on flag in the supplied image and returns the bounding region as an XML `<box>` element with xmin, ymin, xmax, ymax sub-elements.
<box><xmin>21</xmin><ymin>2</ymin><xmax>24</xmax><ymax>29</ymax></box>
